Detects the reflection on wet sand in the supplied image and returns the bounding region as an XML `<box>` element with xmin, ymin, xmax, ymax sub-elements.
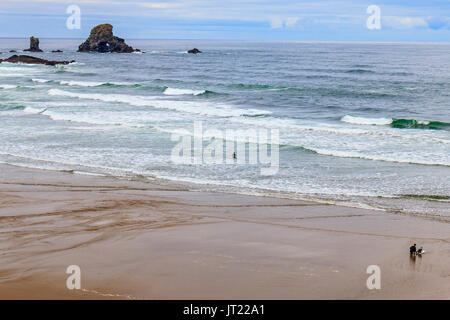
<box><xmin>0</xmin><ymin>164</ymin><xmax>449</xmax><ymax>299</ymax></box>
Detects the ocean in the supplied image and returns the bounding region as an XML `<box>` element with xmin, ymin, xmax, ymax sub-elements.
<box><xmin>0</xmin><ymin>39</ymin><xmax>449</xmax><ymax>220</ymax></box>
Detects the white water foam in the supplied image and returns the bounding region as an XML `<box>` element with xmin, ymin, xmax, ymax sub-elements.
<box><xmin>0</xmin><ymin>73</ymin><xmax>23</xmax><ymax>77</ymax></box>
<box><xmin>32</xmin><ymin>78</ymin><xmax>51</xmax><ymax>83</ymax></box>
<box><xmin>33</xmin><ymin>79</ymin><xmax>133</xmax><ymax>87</ymax></box>
<box><xmin>60</xmin><ymin>80</ymin><xmax>106</xmax><ymax>87</ymax></box>
<box><xmin>59</xmin><ymin>80</ymin><xmax>132</xmax><ymax>87</ymax></box>
<box><xmin>40</xmin><ymin>109</ymin><xmax>147</xmax><ymax>127</ymax></box>
<box><xmin>47</xmin><ymin>89</ymin><xmax>271</xmax><ymax>117</ymax></box>
<box><xmin>309</xmin><ymin>147</ymin><xmax>450</xmax><ymax>167</ymax></box>
<box><xmin>23</xmin><ymin>106</ymin><xmax>47</xmax><ymax>114</ymax></box>
<box><xmin>341</xmin><ymin>115</ymin><xmax>393</xmax><ymax>126</ymax></box>
<box><xmin>163</xmin><ymin>87</ymin><xmax>206</xmax><ymax>96</ymax></box>
<box><xmin>0</xmin><ymin>85</ymin><xmax>16</xmax><ymax>89</ymax></box>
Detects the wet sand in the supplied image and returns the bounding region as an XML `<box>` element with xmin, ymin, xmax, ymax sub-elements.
<box><xmin>0</xmin><ymin>164</ymin><xmax>449</xmax><ymax>299</ymax></box>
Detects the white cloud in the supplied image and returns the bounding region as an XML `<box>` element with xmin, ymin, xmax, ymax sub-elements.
<box><xmin>138</xmin><ymin>2</ymin><xmax>183</xmax><ymax>9</ymax></box>
<box><xmin>270</xmin><ymin>16</ymin><xmax>299</xmax><ymax>29</ymax></box>
<box><xmin>285</xmin><ymin>17</ymin><xmax>300</xmax><ymax>28</ymax></box>
<box><xmin>269</xmin><ymin>16</ymin><xmax>284</xmax><ymax>29</ymax></box>
<box><xmin>383</xmin><ymin>16</ymin><xmax>428</xmax><ymax>29</ymax></box>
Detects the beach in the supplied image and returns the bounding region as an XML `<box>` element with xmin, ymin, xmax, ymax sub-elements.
<box><xmin>0</xmin><ymin>164</ymin><xmax>448</xmax><ymax>300</ymax></box>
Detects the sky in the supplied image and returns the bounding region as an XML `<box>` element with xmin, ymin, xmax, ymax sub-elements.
<box><xmin>0</xmin><ymin>0</ymin><xmax>450</xmax><ymax>41</ymax></box>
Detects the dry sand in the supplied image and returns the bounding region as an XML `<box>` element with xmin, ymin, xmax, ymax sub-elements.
<box><xmin>0</xmin><ymin>164</ymin><xmax>449</xmax><ymax>299</ymax></box>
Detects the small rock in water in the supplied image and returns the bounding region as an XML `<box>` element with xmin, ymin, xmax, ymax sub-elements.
<box><xmin>52</xmin><ymin>50</ymin><xmax>63</xmax><ymax>53</ymax></box>
<box><xmin>0</xmin><ymin>55</ymin><xmax>74</xmax><ymax>66</ymax></box>
<box><xmin>187</xmin><ymin>48</ymin><xmax>202</xmax><ymax>54</ymax></box>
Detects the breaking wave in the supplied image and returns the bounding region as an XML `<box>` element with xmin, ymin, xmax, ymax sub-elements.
<box><xmin>341</xmin><ymin>115</ymin><xmax>450</xmax><ymax>130</ymax></box>
<box><xmin>47</xmin><ymin>89</ymin><xmax>271</xmax><ymax>117</ymax></box>
<box><xmin>163</xmin><ymin>87</ymin><xmax>207</xmax><ymax>96</ymax></box>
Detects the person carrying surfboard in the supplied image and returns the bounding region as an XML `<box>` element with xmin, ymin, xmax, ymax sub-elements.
<box><xmin>410</xmin><ymin>244</ymin><xmax>417</xmax><ymax>255</ymax></box>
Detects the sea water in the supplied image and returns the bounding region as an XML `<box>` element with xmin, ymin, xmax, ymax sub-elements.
<box><xmin>0</xmin><ymin>39</ymin><xmax>449</xmax><ymax>220</ymax></box>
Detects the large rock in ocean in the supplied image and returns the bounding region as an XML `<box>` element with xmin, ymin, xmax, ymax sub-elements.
<box><xmin>78</xmin><ymin>24</ymin><xmax>135</xmax><ymax>53</ymax></box>
<box><xmin>0</xmin><ymin>55</ymin><xmax>74</xmax><ymax>66</ymax></box>
<box><xmin>24</xmin><ymin>36</ymin><xmax>43</xmax><ymax>52</ymax></box>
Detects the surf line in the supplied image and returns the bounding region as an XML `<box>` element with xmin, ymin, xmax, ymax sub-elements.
<box><xmin>170</xmin><ymin>121</ymin><xmax>279</xmax><ymax>175</ymax></box>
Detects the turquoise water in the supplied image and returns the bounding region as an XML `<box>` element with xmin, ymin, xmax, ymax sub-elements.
<box><xmin>0</xmin><ymin>39</ymin><xmax>449</xmax><ymax>220</ymax></box>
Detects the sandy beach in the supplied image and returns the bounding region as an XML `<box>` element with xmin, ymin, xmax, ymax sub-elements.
<box><xmin>0</xmin><ymin>164</ymin><xmax>448</xmax><ymax>299</ymax></box>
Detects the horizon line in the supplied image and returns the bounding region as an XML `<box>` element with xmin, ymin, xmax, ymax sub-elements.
<box><xmin>1</xmin><ymin>37</ymin><xmax>450</xmax><ymax>44</ymax></box>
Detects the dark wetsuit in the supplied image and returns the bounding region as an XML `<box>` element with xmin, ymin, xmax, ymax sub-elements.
<box><xmin>410</xmin><ymin>245</ymin><xmax>416</xmax><ymax>255</ymax></box>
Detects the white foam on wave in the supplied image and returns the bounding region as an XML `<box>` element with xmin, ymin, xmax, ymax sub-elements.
<box><xmin>236</xmin><ymin>117</ymin><xmax>383</xmax><ymax>137</ymax></box>
<box><xmin>0</xmin><ymin>73</ymin><xmax>23</xmax><ymax>77</ymax></box>
<box><xmin>23</xmin><ymin>106</ymin><xmax>47</xmax><ymax>114</ymax></box>
<box><xmin>341</xmin><ymin>115</ymin><xmax>393</xmax><ymax>126</ymax></box>
<box><xmin>163</xmin><ymin>87</ymin><xmax>206</xmax><ymax>96</ymax></box>
<box><xmin>60</xmin><ymin>80</ymin><xmax>105</xmax><ymax>87</ymax></box>
<box><xmin>47</xmin><ymin>89</ymin><xmax>271</xmax><ymax>117</ymax></box>
<box><xmin>232</xmin><ymin>117</ymin><xmax>450</xmax><ymax>166</ymax></box>
<box><xmin>40</xmin><ymin>109</ymin><xmax>148</xmax><ymax>127</ymax></box>
<box><xmin>0</xmin><ymin>84</ymin><xmax>16</xmax><ymax>89</ymax></box>
<box><xmin>0</xmin><ymin>65</ymin><xmax>43</xmax><ymax>74</ymax></box>
<box><xmin>59</xmin><ymin>80</ymin><xmax>131</xmax><ymax>87</ymax></box>
<box><xmin>308</xmin><ymin>147</ymin><xmax>450</xmax><ymax>167</ymax></box>
<box><xmin>32</xmin><ymin>78</ymin><xmax>51</xmax><ymax>83</ymax></box>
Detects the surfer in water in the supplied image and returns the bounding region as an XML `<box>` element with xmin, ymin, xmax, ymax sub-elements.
<box><xmin>409</xmin><ymin>244</ymin><xmax>417</xmax><ymax>255</ymax></box>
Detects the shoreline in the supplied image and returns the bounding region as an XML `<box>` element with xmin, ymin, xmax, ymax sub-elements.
<box><xmin>2</xmin><ymin>159</ymin><xmax>449</xmax><ymax>223</ymax></box>
<box><xmin>0</xmin><ymin>159</ymin><xmax>418</xmax><ymax>213</ymax></box>
<box><xmin>0</xmin><ymin>163</ymin><xmax>449</xmax><ymax>299</ymax></box>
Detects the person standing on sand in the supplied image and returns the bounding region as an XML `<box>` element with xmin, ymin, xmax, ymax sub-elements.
<box><xmin>410</xmin><ymin>243</ymin><xmax>417</xmax><ymax>255</ymax></box>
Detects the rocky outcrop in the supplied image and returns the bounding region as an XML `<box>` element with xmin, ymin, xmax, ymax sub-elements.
<box><xmin>78</xmin><ymin>24</ymin><xmax>135</xmax><ymax>53</ymax></box>
<box><xmin>0</xmin><ymin>55</ymin><xmax>74</xmax><ymax>66</ymax></box>
<box><xmin>24</xmin><ymin>37</ymin><xmax>43</xmax><ymax>52</ymax></box>
<box><xmin>52</xmin><ymin>50</ymin><xmax>63</xmax><ymax>53</ymax></box>
<box><xmin>187</xmin><ymin>48</ymin><xmax>202</xmax><ymax>54</ymax></box>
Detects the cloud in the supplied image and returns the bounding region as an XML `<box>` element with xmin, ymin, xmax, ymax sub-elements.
<box><xmin>269</xmin><ymin>16</ymin><xmax>284</xmax><ymax>29</ymax></box>
<box><xmin>383</xmin><ymin>16</ymin><xmax>428</xmax><ymax>29</ymax></box>
<box><xmin>2</xmin><ymin>1</ymin><xmax>450</xmax><ymax>40</ymax></box>
<box><xmin>285</xmin><ymin>17</ymin><xmax>300</xmax><ymax>28</ymax></box>
<box><xmin>138</xmin><ymin>2</ymin><xmax>183</xmax><ymax>9</ymax></box>
<box><xmin>382</xmin><ymin>15</ymin><xmax>450</xmax><ymax>30</ymax></box>
<box><xmin>269</xmin><ymin>16</ymin><xmax>299</xmax><ymax>29</ymax></box>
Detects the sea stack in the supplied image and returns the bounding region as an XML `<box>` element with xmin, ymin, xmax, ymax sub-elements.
<box><xmin>78</xmin><ymin>24</ymin><xmax>135</xmax><ymax>53</ymax></box>
<box><xmin>24</xmin><ymin>36</ymin><xmax>43</xmax><ymax>52</ymax></box>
